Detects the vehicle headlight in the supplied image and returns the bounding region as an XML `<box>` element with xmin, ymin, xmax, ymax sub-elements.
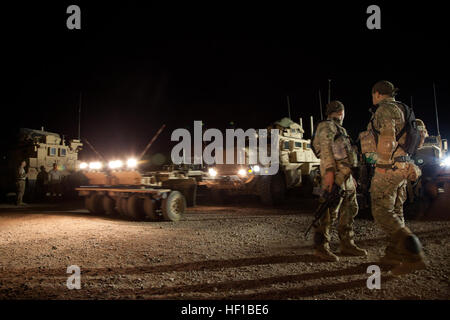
<box><xmin>79</xmin><ymin>162</ymin><xmax>88</xmax><ymax>170</ymax></box>
<box><xmin>440</xmin><ymin>156</ymin><xmax>450</xmax><ymax>167</ymax></box>
<box><xmin>208</xmin><ymin>168</ymin><xmax>217</xmax><ymax>177</ymax></box>
<box><xmin>109</xmin><ymin>160</ymin><xmax>123</xmax><ymax>169</ymax></box>
<box><xmin>127</xmin><ymin>158</ymin><xmax>138</xmax><ymax>168</ymax></box>
<box><xmin>238</xmin><ymin>168</ymin><xmax>247</xmax><ymax>177</ymax></box>
<box><xmin>89</xmin><ymin>162</ymin><xmax>103</xmax><ymax>170</ymax></box>
<box><xmin>252</xmin><ymin>165</ymin><xmax>261</xmax><ymax>173</ymax></box>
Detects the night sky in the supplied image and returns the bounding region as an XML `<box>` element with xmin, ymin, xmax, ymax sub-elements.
<box><xmin>2</xmin><ymin>2</ymin><xmax>449</xmax><ymax>164</ymax></box>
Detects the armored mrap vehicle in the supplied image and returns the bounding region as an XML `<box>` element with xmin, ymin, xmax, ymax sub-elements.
<box><xmin>0</xmin><ymin>128</ymin><xmax>83</xmax><ymax>200</ymax></box>
<box><xmin>200</xmin><ymin>117</ymin><xmax>321</xmax><ymax>205</ymax></box>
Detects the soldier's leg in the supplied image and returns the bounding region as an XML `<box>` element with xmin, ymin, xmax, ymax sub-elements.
<box><xmin>370</xmin><ymin>170</ymin><xmax>405</xmax><ymax>235</ymax></box>
<box><xmin>393</xmin><ymin>180</ymin><xmax>407</xmax><ymax>227</ymax></box>
<box><xmin>16</xmin><ymin>181</ymin><xmax>25</xmax><ymax>205</ymax></box>
<box><xmin>313</xmin><ymin>201</ymin><xmax>340</xmax><ymax>262</ymax></box>
<box><xmin>338</xmin><ymin>177</ymin><xmax>367</xmax><ymax>256</ymax></box>
<box><xmin>371</xmin><ymin>170</ymin><xmax>427</xmax><ymax>272</ymax></box>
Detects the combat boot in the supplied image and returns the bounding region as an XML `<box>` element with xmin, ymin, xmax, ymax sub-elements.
<box><xmin>314</xmin><ymin>243</ymin><xmax>340</xmax><ymax>262</ymax></box>
<box><xmin>340</xmin><ymin>240</ymin><xmax>368</xmax><ymax>257</ymax></box>
<box><xmin>313</xmin><ymin>231</ymin><xmax>339</xmax><ymax>262</ymax></box>
<box><xmin>379</xmin><ymin>243</ymin><xmax>402</xmax><ymax>265</ymax></box>
<box><xmin>388</xmin><ymin>227</ymin><xmax>428</xmax><ymax>276</ymax></box>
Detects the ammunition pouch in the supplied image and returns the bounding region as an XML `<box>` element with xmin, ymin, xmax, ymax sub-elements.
<box><xmin>359</xmin><ymin>130</ymin><xmax>377</xmax><ymax>154</ymax></box>
<box><xmin>332</xmin><ymin>136</ymin><xmax>358</xmax><ymax>168</ymax></box>
<box><xmin>332</xmin><ymin>136</ymin><xmax>348</xmax><ymax>161</ymax></box>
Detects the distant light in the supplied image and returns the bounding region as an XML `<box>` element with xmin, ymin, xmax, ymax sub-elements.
<box><xmin>253</xmin><ymin>165</ymin><xmax>261</xmax><ymax>173</ymax></box>
<box><xmin>79</xmin><ymin>162</ymin><xmax>88</xmax><ymax>170</ymax></box>
<box><xmin>109</xmin><ymin>160</ymin><xmax>123</xmax><ymax>169</ymax></box>
<box><xmin>208</xmin><ymin>168</ymin><xmax>217</xmax><ymax>177</ymax></box>
<box><xmin>238</xmin><ymin>168</ymin><xmax>247</xmax><ymax>177</ymax></box>
<box><xmin>441</xmin><ymin>156</ymin><xmax>450</xmax><ymax>167</ymax></box>
<box><xmin>89</xmin><ymin>162</ymin><xmax>102</xmax><ymax>170</ymax></box>
<box><xmin>127</xmin><ymin>158</ymin><xmax>138</xmax><ymax>168</ymax></box>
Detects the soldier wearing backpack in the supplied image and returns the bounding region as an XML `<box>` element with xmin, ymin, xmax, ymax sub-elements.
<box><xmin>366</xmin><ymin>80</ymin><xmax>427</xmax><ymax>275</ymax></box>
<box><xmin>311</xmin><ymin>101</ymin><xmax>367</xmax><ymax>262</ymax></box>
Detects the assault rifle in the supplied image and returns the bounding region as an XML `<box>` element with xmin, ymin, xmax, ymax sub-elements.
<box><xmin>304</xmin><ymin>184</ymin><xmax>344</xmax><ymax>239</ymax></box>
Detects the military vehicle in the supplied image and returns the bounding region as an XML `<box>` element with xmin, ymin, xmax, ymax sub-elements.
<box><xmin>0</xmin><ymin>128</ymin><xmax>84</xmax><ymax>201</ymax></box>
<box><xmin>199</xmin><ymin>117</ymin><xmax>321</xmax><ymax>205</ymax></box>
<box><xmin>76</xmin><ymin>159</ymin><xmax>196</xmax><ymax>221</ymax></box>
<box><xmin>75</xmin><ymin>125</ymin><xmax>197</xmax><ymax>221</ymax></box>
<box><xmin>410</xmin><ymin>134</ymin><xmax>448</xmax><ymax>201</ymax></box>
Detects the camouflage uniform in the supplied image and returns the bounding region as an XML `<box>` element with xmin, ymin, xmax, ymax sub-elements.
<box><xmin>313</xmin><ymin>108</ymin><xmax>367</xmax><ymax>261</ymax></box>
<box><xmin>368</xmin><ymin>95</ymin><xmax>426</xmax><ymax>274</ymax></box>
<box><xmin>368</xmin><ymin>97</ymin><xmax>408</xmax><ymax>232</ymax></box>
<box><xmin>16</xmin><ymin>165</ymin><xmax>27</xmax><ymax>205</ymax></box>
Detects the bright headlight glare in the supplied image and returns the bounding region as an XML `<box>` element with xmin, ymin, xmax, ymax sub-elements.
<box><xmin>109</xmin><ymin>160</ymin><xmax>123</xmax><ymax>169</ymax></box>
<box><xmin>127</xmin><ymin>158</ymin><xmax>138</xmax><ymax>168</ymax></box>
<box><xmin>79</xmin><ymin>162</ymin><xmax>88</xmax><ymax>170</ymax></box>
<box><xmin>89</xmin><ymin>162</ymin><xmax>102</xmax><ymax>170</ymax></box>
<box><xmin>208</xmin><ymin>168</ymin><xmax>217</xmax><ymax>177</ymax></box>
<box><xmin>441</xmin><ymin>156</ymin><xmax>450</xmax><ymax>167</ymax></box>
<box><xmin>238</xmin><ymin>169</ymin><xmax>247</xmax><ymax>177</ymax></box>
<box><xmin>253</xmin><ymin>165</ymin><xmax>261</xmax><ymax>173</ymax></box>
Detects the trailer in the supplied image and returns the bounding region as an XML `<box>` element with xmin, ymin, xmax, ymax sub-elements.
<box><xmin>76</xmin><ymin>185</ymin><xmax>186</xmax><ymax>221</ymax></box>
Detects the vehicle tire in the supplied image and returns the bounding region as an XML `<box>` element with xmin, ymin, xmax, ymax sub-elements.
<box><xmin>258</xmin><ymin>173</ymin><xmax>286</xmax><ymax>206</ymax></box>
<box><xmin>126</xmin><ymin>195</ymin><xmax>146</xmax><ymax>221</ymax></box>
<box><xmin>299</xmin><ymin>174</ymin><xmax>314</xmax><ymax>197</ymax></box>
<box><xmin>102</xmin><ymin>195</ymin><xmax>116</xmax><ymax>216</ymax></box>
<box><xmin>424</xmin><ymin>181</ymin><xmax>439</xmax><ymax>199</ymax></box>
<box><xmin>143</xmin><ymin>196</ymin><xmax>159</xmax><ymax>221</ymax></box>
<box><xmin>85</xmin><ymin>194</ymin><xmax>95</xmax><ymax>213</ymax></box>
<box><xmin>161</xmin><ymin>191</ymin><xmax>186</xmax><ymax>222</ymax></box>
<box><xmin>86</xmin><ymin>193</ymin><xmax>105</xmax><ymax>215</ymax></box>
<box><xmin>117</xmin><ymin>196</ymin><xmax>128</xmax><ymax>217</ymax></box>
<box><xmin>162</xmin><ymin>179</ymin><xmax>197</xmax><ymax>207</ymax></box>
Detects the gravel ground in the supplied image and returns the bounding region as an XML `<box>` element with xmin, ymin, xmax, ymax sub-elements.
<box><xmin>0</xmin><ymin>196</ymin><xmax>449</xmax><ymax>300</ymax></box>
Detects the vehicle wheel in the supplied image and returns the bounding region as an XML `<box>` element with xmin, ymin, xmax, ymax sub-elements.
<box><xmin>102</xmin><ymin>196</ymin><xmax>116</xmax><ymax>216</ymax></box>
<box><xmin>161</xmin><ymin>191</ymin><xmax>186</xmax><ymax>222</ymax></box>
<box><xmin>258</xmin><ymin>173</ymin><xmax>286</xmax><ymax>206</ymax></box>
<box><xmin>85</xmin><ymin>194</ymin><xmax>95</xmax><ymax>213</ymax></box>
<box><xmin>126</xmin><ymin>195</ymin><xmax>146</xmax><ymax>221</ymax></box>
<box><xmin>143</xmin><ymin>196</ymin><xmax>159</xmax><ymax>221</ymax></box>
<box><xmin>162</xmin><ymin>178</ymin><xmax>197</xmax><ymax>207</ymax></box>
<box><xmin>299</xmin><ymin>174</ymin><xmax>314</xmax><ymax>197</ymax></box>
<box><xmin>117</xmin><ymin>196</ymin><xmax>128</xmax><ymax>217</ymax></box>
<box><xmin>85</xmin><ymin>193</ymin><xmax>104</xmax><ymax>214</ymax></box>
<box><xmin>424</xmin><ymin>181</ymin><xmax>438</xmax><ymax>199</ymax></box>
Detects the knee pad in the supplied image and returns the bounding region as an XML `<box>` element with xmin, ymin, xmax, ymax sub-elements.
<box><xmin>404</xmin><ymin>234</ymin><xmax>422</xmax><ymax>254</ymax></box>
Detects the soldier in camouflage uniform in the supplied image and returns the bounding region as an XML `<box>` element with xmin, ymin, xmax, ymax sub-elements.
<box><xmin>313</xmin><ymin>101</ymin><xmax>367</xmax><ymax>262</ymax></box>
<box><xmin>367</xmin><ymin>80</ymin><xmax>427</xmax><ymax>275</ymax></box>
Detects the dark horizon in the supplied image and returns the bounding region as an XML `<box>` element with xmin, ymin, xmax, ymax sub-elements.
<box><xmin>2</xmin><ymin>2</ymin><xmax>449</xmax><ymax>161</ymax></box>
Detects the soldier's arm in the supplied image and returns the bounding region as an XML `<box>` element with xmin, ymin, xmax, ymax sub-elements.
<box><xmin>318</xmin><ymin>122</ymin><xmax>337</xmax><ymax>173</ymax></box>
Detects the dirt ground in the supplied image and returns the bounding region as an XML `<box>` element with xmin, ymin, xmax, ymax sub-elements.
<box><xmin>0</xmin><ymin>195</ymin><xmax>449</xmax><ymax>300</ymax></box>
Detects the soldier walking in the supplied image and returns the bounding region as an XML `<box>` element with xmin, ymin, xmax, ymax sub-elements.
<box><xmin>312</xmin><ymin>101</ymin><xmax>367</xmax><ymax>261</ymax></box>
<box><xmin>16</xmin><ymin>160</ymin><xmax>27</xmax><ymax>206</ymax></box>
<box><xmin>367</xmin><ymin>80</ymin><xmax>426</xmax><ymax>275</ymax></box>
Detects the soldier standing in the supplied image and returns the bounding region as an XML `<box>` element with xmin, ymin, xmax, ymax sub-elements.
<box><xmin>48</xmin><ymin>163</ymin><xmax>62</xmax><ymax>197</ymax></box>
<box><xmin>36</xmin><ymin>165</ymin><xmax>49</xmax><ymax>201</ymax></box>
<box><xmin>16</xmin><ymin>160</ymin><xmax>27</xmax><ymax>206</ymax></box>
<box><xmin>312</xmin><ymin>101</ymin><xmax>367</xmax><ymax>261</ymax></box>
<box><xmin>367</xmin><ymin>80</ymin><xmax>426</xmax><ymax>275</ymax></box>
